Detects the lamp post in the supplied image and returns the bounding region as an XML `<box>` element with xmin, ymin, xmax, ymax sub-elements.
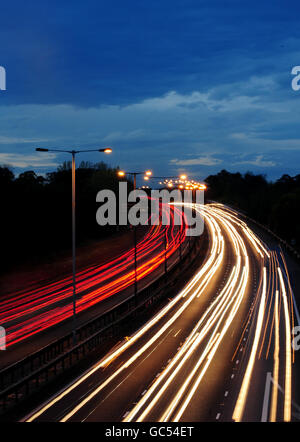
<box><xmin>142</xmin><ymin>174</ymin><xmax>188</xmax><ymax>269</ymax></box>
<box><xmin>36</xmin><ymin>146</ymin><xmax>112</xmax><ymax>345</ymax></box>
<box><xmin>117</xmin><ymin>169</ymin><xmax>152</xmax><ymax>307</ymax></box>
<box><xmin>118</xmin><ymin>170</ymin><xmax>152</xmax><ymax>191</ymax></box>
<box><xmin>144</xmin><ymin>174</ymin><xmax>187</xmax><ymax>181</ymax></box>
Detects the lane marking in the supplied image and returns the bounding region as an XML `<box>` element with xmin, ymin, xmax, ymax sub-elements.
<box><xmin>173</xmin><ymin>329</ymin><xmax>181</xmax><ymax>337</ymax></box>
<box><xmin>261</xmin><ymin>372</ymin><xmax>272</xmax><ymax>422</ymax></box>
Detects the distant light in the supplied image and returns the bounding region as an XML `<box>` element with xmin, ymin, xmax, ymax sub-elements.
<box><xmin>118</xmin><ymin>170</ymin><xmax>126</xmax><ymax>177</ymax></box>
<box><xmin>180</xmin><ymin>174</ymin><xmax>187</xmax><ymax>180</ymax></box>
<box><xmin>145</xmin><ymin>170</ymin><xmax>152</xmax><ymax>176</ymax></box>
<box><xmin>144</xmin><ymin>176</ymin><xmax>150</xmax><ymax>181</ymax></box>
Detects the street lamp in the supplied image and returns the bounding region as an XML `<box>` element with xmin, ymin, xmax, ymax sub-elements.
<box><xmin>144</xmin><ymin>174</ymin><xmax>191</xmax><ymax>268</ymax></box>
<box><xmin>118</xmin><ymin>170</ymin><xmax>152</xmax><ymax>190</ymax></box>
<box><xmin>36</xmin><ymin>146</ymin><xmax>112</xmax><ymax>345</ymax></box>
<box><xmin>143</xmin><ymin>174</ymin><xmax>188</xmax><ymax>183</ymax></box>
<box><xmin>117</xmin><ymin>169</ymin><xmax>152</xmax><ymax>306</ymax></box>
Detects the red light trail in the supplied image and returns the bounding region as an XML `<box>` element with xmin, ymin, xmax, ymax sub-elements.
<box><xmin>0</xmin><ymin>203</ymin><xmax>187</xmax><ymax>347</ymax></box>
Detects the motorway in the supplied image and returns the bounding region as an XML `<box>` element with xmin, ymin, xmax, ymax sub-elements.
<box><xmin>0</xmin><ymin>203</ymin><xmax>187</xmax><ymax>353</ymax></box>
<box><xmin>22</xmin><ymin>203</ymin><xmax>298</xmax><ymax>422</ymax></box>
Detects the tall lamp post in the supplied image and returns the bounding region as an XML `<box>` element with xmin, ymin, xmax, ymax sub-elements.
<box><xmin>117</xmin><ymin>170</ymin><xmax>152</xmax><ymax>191</ymax></box>
<box><xmin>36</xmin><ymin>146</ymin><xmax>112</xmax><ymax>345</ymax></box>
<box><xmin>143</xmin><ymin>174</ymin><xmax>188</xmax><ymax>269</ymax></box>
<box><xmin>117</xmin><ymin>169</ymin><xmax>152</xmax><ymax>307</ymax></box>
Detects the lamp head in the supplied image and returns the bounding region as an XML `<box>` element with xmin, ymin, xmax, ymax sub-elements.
<box><xmin>100</xmin><ymin>147</ymin><xmax>112</xmax><ymax>153</ymax></box>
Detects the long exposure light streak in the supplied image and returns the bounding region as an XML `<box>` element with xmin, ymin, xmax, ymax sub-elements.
<box><xmin>278</xmin><ymin>267</ymin><xmax>292</xmax><ymax>422</ymax></box>
<box><xmin>24</xmin><ymin>203</ymin><xmax>295</xmax><ymax>423</ymax></box>
<box><xmin>1</xmin><ymin>204</ymin><xmax>187</xmax><ymax>347</ymax></box>
<box><xmin>232</xmin><ymin>268</ymin><xmax>267</xmax><ymax>422</ymax></box>
<box><xmin>270</xmin><ymin>290</ymin><xmax>279</xmax><ymax>422</ymax></box>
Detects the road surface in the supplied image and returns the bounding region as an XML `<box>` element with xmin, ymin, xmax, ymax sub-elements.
<box><xmin>22</xmin><ymin>203</ymin><xmax>298</xmax><ymax>422</ymax></box>
<box><xmin>0</xmin><ymin>203</ymin><xmax>187</xmax><ymax>358</ymax></box>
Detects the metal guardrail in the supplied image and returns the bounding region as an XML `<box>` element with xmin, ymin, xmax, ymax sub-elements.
<box><xmin>210</xmin><ymin>201</ymin><xmax>300</xmax><ymax>261</ymax></box>
<box><xmin>240</xmin><ymin>213</ymin><xmax>300</xmax><ymax>261</ymax></box>
<box><xmin>0</xmin><ymin>233</ymin><xmax>205</xmax><ymax>415</ymax></box>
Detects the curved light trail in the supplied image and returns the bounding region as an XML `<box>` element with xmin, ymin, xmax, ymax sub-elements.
<box><xmin>23</xmin><ymin>203</ymin><xmax>295</xmax><ymax>423</ymax></box>
<box><xmin>0</xmin><ymin>203</ymin><xmax>187</xmax><ymax>347</ymax></box>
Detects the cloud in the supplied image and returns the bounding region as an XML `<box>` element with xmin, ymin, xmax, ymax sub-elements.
<box><xmin>130</xmin><ymin>91</ymin><xmax>210</xmax><ymax>111</ymax></box>
<box><xmin>128</xmin><ymin>89</ymin><xmax>269</xmax><ymax>114</ymax></box>
<box><xmin>233</xmin><ymin>155</ymin><xmax>276</xmax><ymax>167</ymax></box>
<box><xmin>1</xmin><ymin>1</ymin><xmax>299</xmax><ymax>109</ymax></box>
<box><xmin>0</xmin><ymin>152</ymin><xmax>58</xmax><ymax>168</ymax></box>
<box><xmin>0</xmin><ymin>78</ymin><xmax>298</xmax><ymax>179</ymax></box>
<box><xmin>0</xmin><ymin>136</ymin><xmax>50</xmax><ymax>144</ymax></box>
<box><xmin>102</xmin><ymin>129</ymin><xmax>146</xmax><ymax>142</ymax></box>
<box><xmin>1</xmin><ymin>0</ymin><xmax>300</xmax><ymax>184</ymax></box>
<box><xmin>170</xmin><ymin>155</ymin><xmax>223</xmax><ymax>166</ymax></box>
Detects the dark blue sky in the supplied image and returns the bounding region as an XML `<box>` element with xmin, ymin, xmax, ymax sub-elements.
<box><xmin>1</xmin><ymin>0</ymin><xmax>300</xmax><ymax>182</ymax></box>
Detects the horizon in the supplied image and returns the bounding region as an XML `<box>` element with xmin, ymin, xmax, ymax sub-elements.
<box><xmin>1</xmin><ymin>161</ymin><xmax>298</xmax><ymax>186</ymax></box>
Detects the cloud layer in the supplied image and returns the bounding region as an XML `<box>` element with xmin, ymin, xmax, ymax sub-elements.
<box><xmin>1</xmin><ymin>1</ymin><xmax>300</xmax><ymax>180</ymax></box>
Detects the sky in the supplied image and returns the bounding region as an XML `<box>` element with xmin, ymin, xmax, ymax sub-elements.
<box><xmin>1</xmin><ymin>0</ymin><xmax>300</xmax><ymax>183</ymax></box>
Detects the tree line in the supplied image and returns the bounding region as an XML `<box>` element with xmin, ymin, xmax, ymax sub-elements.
<box><xmin>1</xmin><ymin>164</ymin><xmax>299</xmax><ymax>274</ymax></box>
<box><xmin>0</xmin><ymin>161</ymin><xmax>131</xmax><ymax>274</ymax></box>
<box><xmin>205</xmin><ymin>170</ymin><xmax>300</xmax><ymax>250</ymax></box>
